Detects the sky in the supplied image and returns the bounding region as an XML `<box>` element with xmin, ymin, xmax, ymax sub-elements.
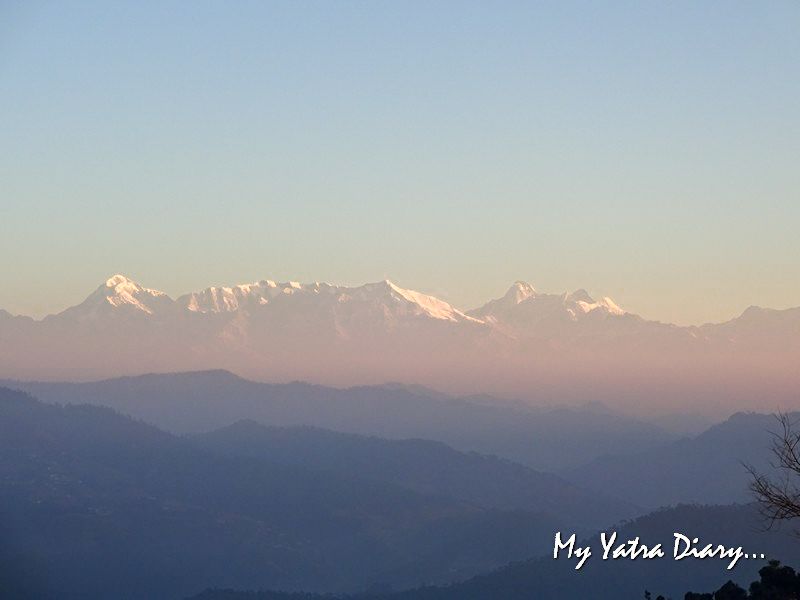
<box><xmin>1</xmin><ymin>1</ymin><xmax>798</xmax><ymax>325</ymax></box>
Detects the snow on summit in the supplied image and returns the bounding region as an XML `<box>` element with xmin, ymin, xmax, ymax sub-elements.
<box><xmin>175</xmin><ymin>278</ymin><xmax>479</xmax><ymax>322</ymax></box>
<box><xmin>45</xmin><ymin>274</ymin><xmax>628</xmax><ymax>333</ymax></box>
<box><xmin>55</xmin><ymin>274</ymin><xmax>173</xmax><ymax>319</ymax></box>
<box><xmin>7</xmin><ymin>273</ymin><xmax>798</xmax><ymax>395</ymax></box>
<box><xmin>179</xmin><ymin>280</ymin><xmax>285</xmax><ymax>313</ymax></box>
<box><xmin>384</xmin><ymin>280</ymin><xmax>466</xmax><ymax>321</ymax></box>
<box><xmin>3</xmin><ymin>274</ymin><xmax>796</xmax><ymax>404</ymax></box>
<box><xmin>469</xmin><ymin>282</ymin><xmax>626</xmax><ymax>327</ymax></box>
<box><xmin>469</xmin><ymin>281</ymin><xmax>538</xmax><ymax>320</ymax></box>
<box><xmin>100</xmin><ymin>275</ymin><xmax>170</xmax><ymax>313</ymax></box>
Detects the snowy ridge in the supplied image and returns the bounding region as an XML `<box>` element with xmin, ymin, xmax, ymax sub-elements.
<box><xmin>54</xmin><ymin>274</ymin><xmax>173</xmax><ymax>319</ymax></box>
<box><xmin>3</xmin><ymin>274</ymin><xmax>799</xmax><ymax>393</ymax></box>
<box><xmin>175</xmin><ymin>278</ymin><xmax>481</xmax><ymax>323</ymax></box>
<box><xmin>469</xmin><ymin>282</ymin><xmax>626</xmax><ymax>325</ymax></box>
<box><xmin>179</xmin><ymin>280</ymin><xmax>301</xmax><ymax>313</ymax></box>
<box><xmin>577</xmin><ymin>297</ymin><xmax>625</xmax><ymax>316</ymax></box>
<box><xmin>101</xmin><ymin>275</ymin><xmax>170</xmax><ymax>314</ymax></box>
<box><xmin>382</xmin><ymin>280</ymin><xmax>481</xmax><ymax>322</ymax></box>
<box><xmin>36</xmin><ymin>274</ymin><xmax>631</xmax><ymax>326</ymax></box>
<box><xmin>23</xmin><ymin>274</ymin><xmax>635</xmax><ymax>329</ymax></box>
<box><xmin>469</xmin><ymin>281</ymin><xmax>537</xmax><ymax>321</ymax></box>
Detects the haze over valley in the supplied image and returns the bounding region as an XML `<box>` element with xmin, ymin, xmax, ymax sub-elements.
<box><xmin>2</xmin><ymin>275</ymin><xmax>798</xmax><ymax>417</ymax></box>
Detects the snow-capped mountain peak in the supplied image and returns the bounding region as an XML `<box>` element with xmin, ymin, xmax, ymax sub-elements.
<box><xmin>467</xmin><ymin>281</ymin><xmax>536</xmax><ymax>320</ymax></box>
<box><xmin>566</xmin><ymin>289</ymin><xmax>593</xmax><ymax>304</ymax></box>
<box><xmin>105</xmin><ymin>274</ymin><xmax>134</xmax><ymax>288</ymax></box>
<box><xmin>179</xmin><ymin>281</ymin><xmax>273</xmax><ymax>313</ymax></box>
<box><xmin>565</xmin><ymin>289</ymin><xmax>625</xmax><ymax>316</ymax></box>
<box><xmin>469</xmin><ymin>283</ymin><xmax>625</xmax><ymax>327</ymax></box>
<box><xmin>350</xmin><ymin>280</ymin><xmax>479</xmax><ymax>323</ymax></box>
<box><xmin>382</xmin><ymin>280</ymin><xmax>478</xmax><ymax>322</ymax></box>
<box><xmin>175</xmin><ymin>277</ymin><xmax>482</xmax><ymax>324</ymax></box>
<box><xmin>53</xmin><ymin>275</ymin><xmax>173</xmax><ymax>320</ymax></box>
<box><xmin>99</xmin><ymin>274</ymin><xmax>169</xmax><ymax>313</ymax></box>
<box><xmin>178</xmin><ymin>280</ymin><xmax>340</xmax><ymax>313</ymax></box>
<box><xmin>576</xmin><ymin>297</ymin><xmax>624</xmax><ymax>316</ymax></box>
<box><xmin>506</xmin><ymin>281</ymin><xmax>537</xmax><ymax>304</ymax></box>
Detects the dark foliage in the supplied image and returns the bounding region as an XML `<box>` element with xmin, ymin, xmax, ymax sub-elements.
<box><xmin>684</xmin><ymin>560</ymin><xmax>800</xmax><ymax>599</ymax></box>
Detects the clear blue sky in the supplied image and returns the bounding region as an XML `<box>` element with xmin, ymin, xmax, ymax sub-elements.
<box><xmin>2</xmin><ymin>1</ymin><xmax>798</xmax><ymax>324</ymax></box>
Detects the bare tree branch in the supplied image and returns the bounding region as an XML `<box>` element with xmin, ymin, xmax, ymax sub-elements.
<box><xmin>748</xmin><ymin>412</ymin><xmax>800</xmax><ymax>532</ymax></box>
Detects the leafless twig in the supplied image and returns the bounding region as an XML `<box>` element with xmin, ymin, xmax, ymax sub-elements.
<box><xmin>748</xmin><ymin>412</ymin><xmax>800</xmax><ymax>533</ymax></box>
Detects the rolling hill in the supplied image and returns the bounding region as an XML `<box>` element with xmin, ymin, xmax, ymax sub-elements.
<box><xmin>563</xmin><ymin>412</ymin><xmax>785</xmax><ymax>508</ymax></box>
<box><xmin>0</xmin><ymin>386</ymin><xmax>605</xmax><ymax>599</ymax></box>
<box><xmin>3</xmin><ymin>370</ymin><xmax>674</xmax><ymax>471</ymax></box>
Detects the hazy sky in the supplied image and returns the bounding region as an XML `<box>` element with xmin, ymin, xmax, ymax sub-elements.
<box><xmin>1</xmin><ymin>1</ymin><xmax>798</xmax><ymax>324</ymax></box>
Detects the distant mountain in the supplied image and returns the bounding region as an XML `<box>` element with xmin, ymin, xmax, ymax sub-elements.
<box><xmin>53</xmin><ymin>274</ymin><xmax>175</xmax><ymax>320</ymax></box>
<box><xmin>648</xmin><ymin>411</ymin><xmax>717</xmax><ymax>436</ymax></box>
<box><xmin>178</xmin><ymin>278</ymin><xmax>480</xmax><ymax>323</ymax></box>
<box><xmin>0</xmin><ymin>387</ymin><xmax>575</xmax><ymax>599</ymax></box>
<box><xmin>3</xmin><ymin>370</ymin><xmax>674</xmax><ymax>471</ymax></box>
<box><xmin>2</xmin><ymin>275</ymin><xmax>798</xmax><ymax>414</ymax></box>
<box><xmin>188</xmin><ymin>504</ymin><xmax>800</xmax><ymax>600</ymax></box>
<box><xmin>194</xmin><ymin>420</ymin><xmax>638</xmax><ymax>529</ymax></box>
<box><xmin>467</xmin><ymin>280</ymin><xmax>628</xmax><ymax>337</ymax></box>
<box><xmin>701</xmin><ymin>305</ymin><xmax>800</xmax><ymax>350</ymax></box>
<box><xmin>563</xmin><ymin>412</ymin><xmax>785</xmax><ymax>508</ymax></box>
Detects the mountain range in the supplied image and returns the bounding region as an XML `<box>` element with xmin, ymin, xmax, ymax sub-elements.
<box><xmin>1</xmin><ymin>370</ymin><xmax>674</xmax><ymax>471</ymax></box>
<box><xmin>0</xmin><ymin>386</ymin><xmax>632</xmax><ymax>599</ymax></box>
<box><xmin>2</xmin><ymin>275</ymin><xmax>799</xmax><ymax>415</ymax></box>
<box><xmin>563</xmin><ymin>411</ymin><xmax>785</xmax><ymax>508</ymax></box>
<box><xmin>6</xmin><ymin>370</ymin><xmax>785</xmax><ymax>507</ymax></box>
<box><xmin>3</xmin><ymin>376</ymin><xmax>796</xmax><ymax>599</ymax></box>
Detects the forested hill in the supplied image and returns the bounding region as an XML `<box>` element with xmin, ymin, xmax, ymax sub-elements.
<box><xmin>189</xmin><ymin>504</ymin><xmax>800</xmax><ymax>600</ymax></box>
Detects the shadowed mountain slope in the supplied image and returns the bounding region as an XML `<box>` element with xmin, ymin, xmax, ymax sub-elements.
<box><xmin>0</xmin><ymin>387</ymin><xmax>584</xmax><ymax>599</ymax></box>
<box><xmin>194</xmin><ymin>420</ymin><xmax>638</xmax><ymax>529</ymax></box>
<box><xmin>563</xmin><ymin>412</ymin><xmax>786</xmax><ymax>508</ymax></box>
<box><xmin>2</xmin><ymin>370</ymin><xmax>674</xmax><ymax>471</ymax></box>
